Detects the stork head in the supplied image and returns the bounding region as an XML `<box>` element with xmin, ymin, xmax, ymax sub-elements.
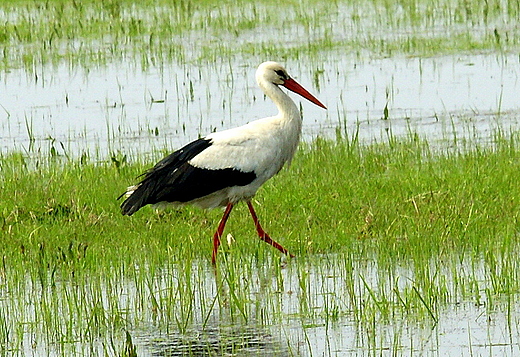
<box><xmin>256</xmin><ymin>61</ymin><xmax>290</xmax><ymax>86</ymax></box>
<box><xmin>256</xmin><ymin>61</ymin><xmax>327</xmax><ymax>109</ymax></box>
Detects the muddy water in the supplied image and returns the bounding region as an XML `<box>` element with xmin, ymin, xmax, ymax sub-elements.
<box><xmin>1</xmin><ymin>53</ymin><xmax>518</xmax><ymax>158</ymax></box>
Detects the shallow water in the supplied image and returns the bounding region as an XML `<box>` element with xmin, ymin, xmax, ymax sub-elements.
<box><xmin>1</xmin><ymin>53</ymin><xmax>518</xmax><ymax>159</ymax></box>
<box><xmin>125</xmin><ymin>256</ymin><xmax>520</xmax><ymax>357</ymax></box>
<box><xmin>9</xmin><ymin>254</ymin><xmax>520</xmax><ymax>356</ymax></box>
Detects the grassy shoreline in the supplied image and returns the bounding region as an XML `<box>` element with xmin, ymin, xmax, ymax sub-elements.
<box><xmin>2</xmin><ymin>133</ymin><xmax>519</xmax><ymax>265</ymax></box>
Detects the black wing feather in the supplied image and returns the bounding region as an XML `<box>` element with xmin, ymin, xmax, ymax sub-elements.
<box><xmin>120</xmin><ymin>138</ymin><xmax>256</xmax><ymax>215</ymax></box>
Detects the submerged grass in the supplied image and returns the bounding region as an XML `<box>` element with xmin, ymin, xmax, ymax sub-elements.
<box><xmin>1</xmin><ymin>132</ymin><xmax>520</xmax><ymax>354</ymax></box>
<box><xmin>0</xmin><ymin>0</ymin><xmax>519</xmax><ymax>71</ymax></box>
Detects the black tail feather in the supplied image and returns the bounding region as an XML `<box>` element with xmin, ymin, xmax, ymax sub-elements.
<box><xmin>120</xmin><ymin>190</ymin><xmax>145</xmax><ymax>216</ymax></box>
<box><xmin>118</xmin><ymin>138</ymin><xmax>213</xmax><ymax>216</ymax></box>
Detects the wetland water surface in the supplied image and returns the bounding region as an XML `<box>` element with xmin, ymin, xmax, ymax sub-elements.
<box><xmin>11</xmin><ymin>255</ymin><xmax>520</xmax><ymax>356</ymax></box>
<box><xmin>1</xmin><ymin>53</ymin><xmax>518</xmax><ymax>158</ymax></box>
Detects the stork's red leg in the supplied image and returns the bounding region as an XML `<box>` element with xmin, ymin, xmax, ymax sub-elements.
<box><xmin>212</xmin><ymin>203</ymin><xmax>234</xmax><ymax>265</ymax></box>
<box><xmin>246</xmin><ymin>200</ymin><xmax>295</xmax><ymax>258</ymax></box>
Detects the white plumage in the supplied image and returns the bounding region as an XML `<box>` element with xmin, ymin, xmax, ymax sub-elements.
<box><xmin>120</xmin><ymin>61</ymin><xmax>326</xmax><ymax>264</ymax></box>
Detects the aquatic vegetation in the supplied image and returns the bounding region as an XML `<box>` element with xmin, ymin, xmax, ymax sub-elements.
<box><xmin>0</xmin><ymin>0</ymin><xmax>519</xmax><ymax>71</ymax></box>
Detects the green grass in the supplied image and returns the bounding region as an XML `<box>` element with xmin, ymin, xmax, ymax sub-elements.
<box><xmin>1</xmin><ymin>132</ymin><xmax>520</xmax><ymax>354</ymax></box>
<box><xmin>0</xmin><ymin>0</ymin><xmax>519</xmax><ymax>71</ymax></box>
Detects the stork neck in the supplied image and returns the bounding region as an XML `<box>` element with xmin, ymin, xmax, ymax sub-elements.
<box><xmin>261</xmin><ymin>81</ymin><xmax>301</xmax><ymax>121</ymax></box>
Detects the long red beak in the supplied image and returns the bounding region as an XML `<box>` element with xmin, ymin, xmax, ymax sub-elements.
<box><xmin>283</xmin><ymin>78</ymin><xmax>327</xmax><ymax>109</ymax></box>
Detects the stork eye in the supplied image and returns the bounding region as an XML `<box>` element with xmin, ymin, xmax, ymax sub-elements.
<box><xmin>274</xmin><ymin>69</ymin><xmax>288</xmax><ymax>80</ymax></box>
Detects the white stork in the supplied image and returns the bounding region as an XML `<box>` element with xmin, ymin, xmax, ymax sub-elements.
<box><xmin>119</xmin><ymin>61</ymin><xmax>326</xmax><ymax>264</ymax></box>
